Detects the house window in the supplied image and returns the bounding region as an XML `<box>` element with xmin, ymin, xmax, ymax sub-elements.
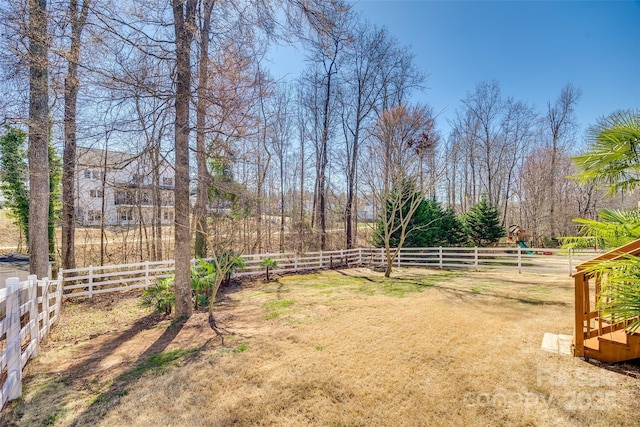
<box><xmin>162</xmin><ymin>177</ymin><xmax>173</xmax><ymax>187</ymax></box>
<box><xmin>163</xmin><ymin>211</ymin><xmax>174</xmax><ymax>221</ymax></box>
<box><xmin>141</xmin><ymin>191</ymin><xmax>151</xmax><ymax>204</ymax></box>
<box><xmin>161</xmin><ymin>192</ymin><xmax>174</xmax><ymax>206</ymax></box>
<box><xmin>88</xmin><ymin>210</ymin><xmax>102</xmax><ymax>222</ymax></box>
<box><xmin>89</xmin><ymin>189</ymin><xmax>103</xmax><ymax>198</ymax></box>
<box><xmin>115</xmin><ymin>190</ymin><xmax>132</xmax><ymax>205</ymax></box>
<box><xmin>84</xmin><ymin>170</ymin><xmax>102</xmax><ymax>180</ymax></box>
<box><xmin>118</xmin><ymin>208</ymin><xmax>133</xmax><ymax>222</ymax></box>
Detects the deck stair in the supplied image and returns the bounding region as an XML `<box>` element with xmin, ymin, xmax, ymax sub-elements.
<box><xmin>573</xmin><ymin>239</ymin><xmax>640</xmax><ymax>363</ymax></box>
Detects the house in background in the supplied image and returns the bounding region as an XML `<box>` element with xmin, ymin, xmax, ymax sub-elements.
<box><xmin>75</xmin><ymin>147</ymin><xmax>175</xmax><ymax>226</ymax></box>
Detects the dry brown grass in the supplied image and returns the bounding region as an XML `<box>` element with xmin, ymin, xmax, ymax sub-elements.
<box><xmin>2</xmin><ymin>268</ymin><xmax>640</xmax><ymax>426</ymax></box>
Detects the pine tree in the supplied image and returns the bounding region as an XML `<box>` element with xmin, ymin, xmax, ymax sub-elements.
<box><xmin>0</xmin><ymin>127</ymin><xmax>30</xmax><ymax>243</ymax></box>
<box><xmin>374</xmin><ymin>195</ymin><xmax>467</xmax><ymax>248</ymax></box>
<box><xmin>464</xmin><ymin>195</ymin><xmax>506</xmax><ymax>247</ymax></box>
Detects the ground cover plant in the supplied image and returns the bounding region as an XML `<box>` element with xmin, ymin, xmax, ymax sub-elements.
<box><xmin>2</xmin><ymin>268</ymin><xmax>640</xmax><ymax>426</ymax></box>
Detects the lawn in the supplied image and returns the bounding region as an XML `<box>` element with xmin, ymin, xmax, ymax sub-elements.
<box><xmin>2</xmin><ymin>267</ymin><xmax>639</xmax><ymax>426</ymax></box>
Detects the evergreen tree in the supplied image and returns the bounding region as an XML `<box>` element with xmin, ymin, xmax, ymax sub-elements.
<box><xmin>0</xmin><ymin>127</ymin><xmax>30</xmax><ymax>243</ymax></box>
<box><xmin>464</xmin><ymin>195</ymin><xmax>506</xmax><ymax>247</ymax></box>
<box><xmin>0</xmin><ymin>126</ymin><xmax>62</xmax><ymax>257</ymax></box>
<box><xmin>374</xmin><ymin>194</ymin><xmax>467</xmax><ymax>248</ymax></box>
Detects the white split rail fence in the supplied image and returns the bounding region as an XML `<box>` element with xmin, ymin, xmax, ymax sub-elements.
<box><xmin>57</xmin><ymin>246</ymin><xmax>597</xmax><ymax>299</ymax></box>
<box><xmin>0</xmin><ymin>275</ymin><xmax>62</xmax><ymax>410</ymax></box>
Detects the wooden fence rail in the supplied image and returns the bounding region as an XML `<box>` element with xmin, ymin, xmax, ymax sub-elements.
<box><xmin>0</xmin><ymin>276</ymin><xmax>62</xmax><ymax>410</ymax></box>
<box><xmin>59</xmin><ymin>246</ymin><xmax>597</xmax><ymax>299</ymax></box>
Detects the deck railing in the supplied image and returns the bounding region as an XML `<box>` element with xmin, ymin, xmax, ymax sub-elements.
<box><xmin>573</xmin><ymin>239</ymin><xmax>640</xmax><ymax>358</ymax></box>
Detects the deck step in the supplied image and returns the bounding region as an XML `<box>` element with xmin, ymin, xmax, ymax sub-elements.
<box><xmin>585</xmin><ymin>329</ymin><xmax>640</xmax><ymax>363</ymax></box>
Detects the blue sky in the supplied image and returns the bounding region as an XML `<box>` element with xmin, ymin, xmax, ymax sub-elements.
<box><xmin>270</xmin><ymin>0</ymin><xmax>640</xmax><ymax>143</ymax></box>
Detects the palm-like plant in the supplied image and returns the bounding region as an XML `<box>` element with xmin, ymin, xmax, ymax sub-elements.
<box><xmin>573</xmin><ymin>110</ymin><xmax>640</xmax><ymax>194</ymax></box>
<box><xmin>567</xmin><ymin>208</ymin><xmax>640</xmax><ymax>249</ymax></box>
<box><xmin>259</xmin><ymin>257</ymin><xmax>277</xmax><ymax>281</ymax></box>
<box><xmin>572</xmin><ymin>110</ymin><xmax>640</xmax><ymax>333</ymax></box>
<box><xmin>586</xmin><ymin>255</ymin><xmax>640</xmax><ymax>333</ymax></box>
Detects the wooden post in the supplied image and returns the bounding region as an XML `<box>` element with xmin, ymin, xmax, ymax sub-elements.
<box><xmin>517</xmin><ymin>246</ymin><xmax>522</xmax><ymax>274</ymax></box>
<box><xmin>58</xmin><ymin>268</ymin><xmax>65</xmax><ymax>296</ymax></box>
<box><xmin>568</xmin><ymin>248</ymin><xmax>572</xmax><ymax>276</ymax></box>
<box><xmin>319</xmin><ymin>251</ymin><xmax>323</xmax><ymax>269</ymax></box>
<box><xmin>88</xmin><ymin>265</ymin><xmax>94</xmax><ymax>299</ymax></box>
<box><xmin>40</xmin><ymin>279</ymin><xmax>49</xmax><ymax>341</ymax></box>
<box><xmin>359</xmin><ymin>247</ymin><xmax>363</xmax><ymax>265</ymax></box>
<box><xmin>145</xmin><ymin>260</ymin><xmax>150</xmax><ymax>289</ymax></box>
<box><xmin>439</xmin><ymin>247</ymin><xmax>443</xmax><ymax>269</ymax></box>
<box><xmin>5</xmin><ymin>277</ymin><xmax>22</xmax><ymax>401</ymax></box>
<box><xmin>53</xmin><ymin>278</ymin><xmax>62</xmax><ymax>322</ymax></box>
<box><xmin>574</xmin><ymin>273</ymin><xmax>585</xmax><ymax>357</ymax></box>
<box><xmin>474</xmin><ymin>247</ymin><xmax>479</xmax><ymax>270</ymax></box>
<box><xmin>28</xmin><ymin>276</ymin><xmax>39</xmax><ymax>359</ymax></box>
<box><xmin>294</xmin><ymin>253</ymin><xmax>298</xmax><ymax>271</ymax></box>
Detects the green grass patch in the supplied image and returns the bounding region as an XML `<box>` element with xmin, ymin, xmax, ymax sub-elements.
<box><xmin>233</xmin><ymin>343</ymin><xmax>249</xmax><ymax>353</ymax></box>
<box><xmin>263</xmin><ymin>298</ymin><xmax>296</xmax><ymax>319</ymax></box>
<box><xmin>123</xmin><ymin>348</ymin><xmax>198</xmax><ymax>380</ymax></box>
<box><xmin>276</xmin><ymin>270</ymin><xmax>463</xmax><ymax>299</ymax></box>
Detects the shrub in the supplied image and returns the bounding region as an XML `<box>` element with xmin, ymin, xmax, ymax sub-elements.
<box><xmin>141</xmin><ymin>277</ymin><xmax>175</xmax><ymax>315</ymax></box>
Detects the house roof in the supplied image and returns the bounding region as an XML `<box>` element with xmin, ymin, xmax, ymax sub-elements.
<box><xmin>76</xmin><ymin>147</ymin><xmax>135</xmax><ymax>169</ymax></box>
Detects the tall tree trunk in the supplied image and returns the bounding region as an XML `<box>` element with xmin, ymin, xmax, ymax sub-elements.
<box><xmin>61</xmin><ymin>0</ymin><xmax>90</xmax><ymax>271</ymax></box>
<box><xmin>173</xmin><ymin>0</ymin><xmax>196</xmax><ymax>319</ymax></box>
<box><xmin>194</xmin><ymin>0</ymin><xmax>215</xmax><ymax>259</ymax></box>
<box><xmin>345</xmin><ymin>122</ymin><xmax>360</xmax><ymax>249</ymax></box>
<box><xmin>28</xmin><ymin>0</ymin><xmax>50</xmax><ymax>278</ymax></box>
<box><xmin>279</xmin><ymin>151</ymin><xmax>285</xmax><ymax>252</ymax></box>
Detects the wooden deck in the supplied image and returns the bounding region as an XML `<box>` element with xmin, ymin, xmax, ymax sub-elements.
<box><xmin>573</xmin><ymin>239</ymin><xmax>640</xmax><ymax>363</ymax></box>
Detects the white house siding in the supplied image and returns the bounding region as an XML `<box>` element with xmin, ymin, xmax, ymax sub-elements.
<box><xmin>75</xmin><ymin>147</ymin><xmax>175</xmax><ymax>227</ymax></box>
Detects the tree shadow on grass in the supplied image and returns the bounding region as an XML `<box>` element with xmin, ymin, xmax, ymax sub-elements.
<box><xmin>433</xmin><ymin>284</ymin><xmax>569</xmax><ymax>307</ymax></box>
<box><xmin>68</xmin><ymin>318</ymin><xmax>201</xmax><ymax>426</ymax></box>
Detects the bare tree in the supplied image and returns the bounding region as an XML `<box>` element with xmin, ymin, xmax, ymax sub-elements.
<box><xmin>193</xmin><ymin>0</ymin><xmax>215</xmax><ymax>259</ymax></box>
<box><xmin>60</xmin><ymin>0</ymin><xmax>90</xmax><ymax>271</ymax></box>
<box><xmin>448</xmin><ymin>81</ymin><xmax>537</xmax><ymax>226</ymax></box>
<box><xmin>544</xmin><ymin>83</ymin><xmax>581</xmax><ymax>238</ymax></box>
<box><xmin>172</xmin><ymin>0</ymin><xmax>197</xmax><ymax>319</ymax></box>
<box><xmin>364</xmin><ymin>104</ymin><xmax>436</xmax><ymax>278</ymax></box>
<box><xmin>27</xmin><ymin>0</ymin><xmax>51</xmax><ymax>277</ymax></box>
<box><xmin>303</xmin><ymin>0</ymin><xmax>351</xmax><ymax>250</ymax></box>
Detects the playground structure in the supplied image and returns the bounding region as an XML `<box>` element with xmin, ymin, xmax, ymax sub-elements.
<box><xmin>573</xmin><ymin>239</ymin><xmax>640</xmax><ymax>363</ymax></box>
<box><xmin>506</xmin><ymin>224</ymin><xmax>528</xmax><ymax>246</ymax></box>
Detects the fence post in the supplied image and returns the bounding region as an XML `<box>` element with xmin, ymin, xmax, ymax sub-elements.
<box><xmin>52</xmin><ymin>278</ymin><xmax>62</xmax><ymax>323</ymax></box>
<box><xmin>568</xmin><ymin>248</ymin><xmax>572</xmax><ymax>276</ymax></box>
<box><xmin>319</xmin><ymin>251</ymin><xmax>323</xmax><ymax>268</ymax></box>
<box><xmin>58</xmin><ymin>268</ymin><xmax>65</xmax><ymax>296</ymax></box>
<box><xmin>474</xmin><ymin>247</ymin><xmax>479</xmax><ymax>270</ymax></box>
<box><xmin>359</xmin><ymin>247</ymin><xmax>363</xmax><ymax>265</ymax></box>
<box><xmin>88</xmin><ymin>265</ymin><xmax>94</xmax><ymax>299</ymax></box>
<box><xmin>517</xmin><ymin>246</ymin><xmax>522</xmax><ymax>274</ymax></box>
<box><xmin>5</xmin><ymin>277</ymin><xmax>22</xmax><ymax>401</ymax></box>
<box><xmin>40</xmin><ymin>279</ymin><xmax>49</xmax><ymax>341</ymax></box>
<box><xmin>397</xmin><ymin>250</ymin><xmax>401</xmax><ymax>267</ymax></box>
<box><xmin>145</xmin><ymin>260</ymin><xmax>150</xmax><ymax>289</ymax></box>
<box><xmin>439</xmin><ymin>247</ymin><xmax>443</xmax><ymax>269</ymax></box>
<box><xmin>28</xmin><ymin>275</ymin><xmax>39</xmax><ymax>359</ymax></box>
<box><xmin>294</xmin><ymin>253</ymin><xmax>298</xmax><ymax>271</ymax></box>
